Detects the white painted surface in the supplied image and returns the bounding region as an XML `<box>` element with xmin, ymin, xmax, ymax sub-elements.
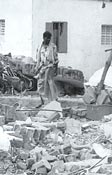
<box><xmin>32</xmin><ymin>0</ymin><xmax>112</xmax><ymax>80</ymax></box>
<box><xmin>0</xmin><ymin>0</ymin><xmax>32</xmax><ymax>56</ymax></box>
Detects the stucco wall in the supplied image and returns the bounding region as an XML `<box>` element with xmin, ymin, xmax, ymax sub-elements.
<box><xmin>0</xmin><ymin>0</ymin><xmax>32</xmax><ymax>56</ymax></box>
<box><xmin>32</xmin><ymin>0</ymin><xmax>112</xmax><ymax>80</ymax></box>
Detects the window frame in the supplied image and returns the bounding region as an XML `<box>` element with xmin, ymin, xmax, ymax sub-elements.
<box><xmin>46</xmin><ymin>21</ymin><xmax>68</xmax><ymax>53</ymax></box>
<box><xmin>101</xmin><ymin>24</ymin><xmax>112</xmax><ymax>45</ymax></box>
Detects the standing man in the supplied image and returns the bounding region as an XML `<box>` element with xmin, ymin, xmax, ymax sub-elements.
<box><xmin>35</xmin><ymin>31</ymin><xmax>59</xmax><ymax>103</ymax></box>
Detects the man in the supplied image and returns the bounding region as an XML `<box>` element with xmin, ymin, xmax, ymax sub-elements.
<box><xmin>35</xmin><ymin>31</ymin><xmax>59</xmax><ymax>103</ymax></box>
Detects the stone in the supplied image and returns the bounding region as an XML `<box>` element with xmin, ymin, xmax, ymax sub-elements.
<box><xmin>61</xmin><ymin>144</ymin><xmax>72</xmax><ymax>155</ymax></box>
<box><xmin>48</xmin><ymin>112</ymin><xmax>60</xmax><ymax>122</ymax></box>
<box><xmin>108</xmin><ymin>156</ymin><xmax>112</xmax><ymax>164</ymax></box>
<box><xmin>16</xmin><ymin>110</ymin><xmax>30</xmax><ymax>121</ymax></box>
<box><xmin>64</xmin><ymin>154</ymin><xmax>76</xmax><ymax>162</ymax></box>
<box><xmin>4</xmin><ymin>105</ymin><xmax>17</xmax><ymax>123</ymax></box>
<box><xmin>57</xmin><ymin>122</ymin><xmax>66</xmax><ymax>132</ymax></box>
<box><xmin>26</xmin><ymin>158</ymin><xmax>35</xmax><ymax>169</ymax></box>
<box><xmin>52</xmin><ymin>160</ymin><xmax>64</xmax><ymax>173</ymax></box>
<box><xmin>37</xmin><ymin>101</ymin><xmax>63</xmax><ymax>119</ymax></box>
<box><xmin>101</xmin><ymin>122</ymin><xmax>112</xmax><ymax>138</ymax></box>
<box><xmin>36</xmin><ymin>166</ymin><xmax>47</xmax><ymax>175</ymax></box>
<box><xmin>49</xmin><ymin>149</ymin><xmax>60</xmax><ymax>157</ymax></box>
<box><xmin>19</xmin><ymin>149</ymin><xmax>29</xmax><ymax>160</ymax></box>
<box><xmin>10</xmin><ymin>137</ymin><xmax>23</xmax><ymax>148</ymax></box>
<box><xmin>3</xmin><ymin>125</ymin><xmax>13</xmax><ymax>131</ymax></box>
<box><xmin>31</xmin><ymin>159</ymin><xmax>51</xmax><ymax>171</ymax></box>
<box><xmin>43</xmin><ymin>154</ymin><xmax>57</xmax><ymax>162</ymax></box>
<box><xmin>17</xmin><ymin>161</ymin><xmax>27</xmax><ymax>170</ymax></box>
<box><xmin>30</xmin><ymin>146</ymin><xmax>46</xmax><ymax>162</ymax></box>
<box><xmin>92</xmin><ymin>143</ymin><xmax>112</xmax><ymax>158</ymax></box>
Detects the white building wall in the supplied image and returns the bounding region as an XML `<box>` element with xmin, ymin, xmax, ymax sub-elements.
<box><xmin>0</xmin><ymin>0</ymin><xmax>32</xmax><ymax>56</ymax></box>
<box><xmin>32</xmin><ymin>0</ymin><xmax>112</xmax><ymax>80</ymax></box>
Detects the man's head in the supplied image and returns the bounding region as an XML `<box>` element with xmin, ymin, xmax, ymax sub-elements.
<box><xmin>43</xmin><ymin>31</ymin><xmax>52</xmax><ymax>45</ymax></box>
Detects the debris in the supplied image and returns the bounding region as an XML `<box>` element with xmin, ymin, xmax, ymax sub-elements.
<box><xmin>103</xmin><ymin>113</ymin><xmax>112</xmax><ymax>122</ymax></box>
<box><xmin>31</xmin><ymin>159</ymin><xmax>51</xmax><ymax>171</ymax></box>
<box><xmin>101</xmin><ymin>122</ymin><xmax>112</xmax><ymax>138</ymax></box>
<box><xmin>0</xmin><ymin>88</ymin><xmax>112</xmax><ymax>174</ymax></box>
<box><xmin>65</xmin><ymin>118</ymin><xmax>82</xmax><ymax>135</ymax></box>
<box><xmin>92</xmin><ymin>143</ymin><xmax>111</xmax><ymax>158</ymax></box>
<box><xmin>0</xmin><ymin>127</ymin><xmax>10</xmax><ymax>152</ymax></box>
<box><xmin>37</xmin><ymin>100</ymin><xmax>63</xmax><ymax>119</ymax></box>
<box><xmin>96</xmin><ymin>89</ymin><xmax>111</xmax><ymax>105</ymax></box>
<box><xmin>83</xmin><ymin>86</ymin><xmax>96</xmax><ymax>104</ymax></box>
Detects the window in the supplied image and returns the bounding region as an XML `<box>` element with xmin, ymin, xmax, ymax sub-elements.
<box><xmin>0</xmin><ymin>19</ymin><xmax>5</xmax><ymax>36</ymax></box>
<box><xmin>46</xmin><ymin>22</ymin><xmax>67</xmax><ymax>53</ymax></box>
<box><xmin>101</xmin><ymin>25</ymin><xmax>112</xmax><ymax>45</ymax></box>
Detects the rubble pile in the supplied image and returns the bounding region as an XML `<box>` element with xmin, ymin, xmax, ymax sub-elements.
<box><xmin>84</xmin><ymin>66</ymin><xmax>112</xmax><ymax>106</ymax></box>
<box><xmin>0</xmin><ymin>100</ymin><xmax>112</xmax><ymax>175</ymax></box>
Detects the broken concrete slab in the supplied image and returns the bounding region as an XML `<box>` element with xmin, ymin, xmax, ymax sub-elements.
<box><xmin>37</xmin><ymin>100</ymin><xmax>63</xmax><ymax>119</ymax></box>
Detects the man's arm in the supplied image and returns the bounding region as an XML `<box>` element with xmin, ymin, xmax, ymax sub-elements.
<box><xmin>53</xmin><ymin>44</ymin><xmax>59</xmax><ymax>65</ymax></box>
<box><xmin>35</xmin><ymin>48</ymin><xmax>40</xmax><ymax>70</ymax></box>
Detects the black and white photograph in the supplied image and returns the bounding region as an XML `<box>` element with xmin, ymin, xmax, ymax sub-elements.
<box><xmin>0</xmin><ymin>0</ymin><xmax>112</xmax><ymax>174</ymax></box>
